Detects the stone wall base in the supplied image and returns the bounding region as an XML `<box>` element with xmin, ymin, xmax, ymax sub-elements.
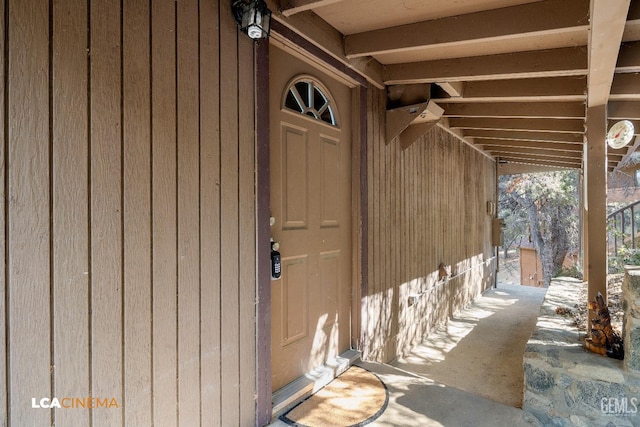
<box><xmin>523</xmin><ymin>277</ymin><xmax>640</xmax><ymax>427</ymax></box>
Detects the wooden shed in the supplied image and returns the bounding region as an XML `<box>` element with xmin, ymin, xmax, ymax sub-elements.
<box><xmin>0</xmin><ymin>0</ymin><xmax>635</xmax><ymax>425</ymax></box>
<box><xmin>520</xmin><ymin>245</ymin><xmax>545</xmax><ymax>287</ymax></box>
<box><xmin>520</xmin><ymin>243</ymin><xmax>580</xmax><ymax>287</ymax></box>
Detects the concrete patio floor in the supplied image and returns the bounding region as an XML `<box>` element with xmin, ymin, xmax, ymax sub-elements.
<box><xmin>270</xmin><ymin>284</ymin><xmax>547</xmax><ymax>426</ymax></box>
<box><xmin>356</xmin><ymin>361</ymin><xmax>537</xmax><ymax>427</ymax></box>
<box><xmin>393</xmin><ymin>283</ymin><xmax>547</xmax><ymax>408</ymax></box>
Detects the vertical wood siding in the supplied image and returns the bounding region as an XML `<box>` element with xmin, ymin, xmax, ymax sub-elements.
<box><xmin>363</xmin><ymin>85</ymin><xmax>497</xmax><ymax>362</ymax></box>
<box><xmin>0</xmin><ymin>1</ymin><xmax>257</xmax><ymax>425</ymax></box>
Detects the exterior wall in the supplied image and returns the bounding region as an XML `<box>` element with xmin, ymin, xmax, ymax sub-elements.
<box><xmin>362</xmin><ymin>86</ymin><xmax>497</xmax><ymax>362</ymax></box>
<box><xmin>1</xmin><ymin>1</ymin><xmax>257</xmax><ymax>426</ymax></box>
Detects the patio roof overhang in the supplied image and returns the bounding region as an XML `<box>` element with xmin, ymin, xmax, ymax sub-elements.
<box><xmin>269</xmin><ymin>0</ymin><xmax>640</xmax><ymax>175</ymax></box>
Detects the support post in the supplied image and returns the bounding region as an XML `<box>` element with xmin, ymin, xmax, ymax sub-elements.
<box><xmin>585</xmin><ymin>104</ymin><xmax>608</xmax><ymax>326</ymax></box>
<box><xmin>580</xmin><ymin>170</ymin><xmax>587</xmax><ymax>281</ymax></box>
<box><xmin>255</xmin><ymin>38</ymin><xmax>272</xmax><ymax>427</ymax></box>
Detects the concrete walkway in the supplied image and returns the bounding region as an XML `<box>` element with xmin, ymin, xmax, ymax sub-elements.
<box><xmin>393</xmin><ymin>283</ymin><xmax>547</xmax><ymax>408</ymax></box>
<box><xmin>358</xmin><ymin>361</ymin><xmax>537</xmax><ymax>427</ymax></box>
<box><xmin>365</xmin><ymin>284</ymin><xmax>546</xmax><ymax>426</ymax></box>
<box><xmin>269</xmin><ymin>284</ymin><xmax>546</xmax><ymax>426</ymax></box>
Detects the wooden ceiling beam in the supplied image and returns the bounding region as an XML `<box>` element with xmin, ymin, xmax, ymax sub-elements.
<box><xmin>448</xmin><ymin>117</ymin><xmax>585</xmax><ymax>133</ymax></box>
<box><xmin>610</xmin><ymin>73</ymin><xmax>640</xmax><ymax>100</ymax></box>
<box><xmin>495</xmin><ymin>156</ymin><xmax>582</xmax><ymax>169</ymax></box>
<box><xmin>608</xmin><ymin>101</ymin><xmax>640</xmax><ymax>120</ymax></box>
<box><xmin>623</xmin><ymin>2</ymin><xmax>640</xmax><ymax>41</ymax></box>
<box><xmin>436</xmin><ymin>77</ymin><xmax>587</xmax><ymax>102</ymax></box>
<box><xmin>439</xmin><ymin>102</ymin><xmax>586</xmax><ymax>119</ymax></box>
<box><xmin>608</xmin><ymin>146</ymin><xmax>629</xmax><ymax>157</ymax></box>
<box><xmin>608</xmin><ymin>153</ymin><xmax>626</xmax><ymax>160</ymax></box>
<box><xmin>476</xmin><ymin>138</ymin><xmax>583</xmax><ymax>151</ymax></box>
<box><xmin>491</xmin><ymin>154</ymin><xmax>584</xmax><ymax>167</ymax></box>
<box><xmin>436</xmin><ymin>81</ymin><xmax>464</xmax><ymax>98</ymax></box>
<box><xmin>628</xmin><ymin>0</ymin><xmax>640</xmax><ymax>20</ymax></box>
<box><xmin>344</xmin><ymin>0</ymin><xmax>589</xmax><ymax>59</ymax></box>
<box><xmin>587</xmin><ymin>0</ymin><xmax>631</xmax><ymax>107</ymax></box>
<box><xmin>280</xmin><ymin>0</ymin><xmax>343</xmax><ymax>17</ymax></box>
<box><xmin>487</xmin><ymin>147</ymin><xmax>582</xmax><ymax>159</ymax></box>
<box><xmin>464</xmin><ymin>129</ymin><xmax>583</xmax><ymax>143</ymax></box>
<box><xmin>383</xmin><ymin>47</ymin><xmax>588</xmax><ymax>84</ymax></box>
<box><xmin>498</xmin><ymin>163</ymin><xmax>572</xmax><ymax>175</ymax></box>
<box><xmin>266</xmin><ymin>4</ymin><xmax>384</xmax><ymax>88</ymax></box>
<box><xmin>616</xmin><ymin>41</ymin><xmax>640</xmax><ymax>72</ymax></box>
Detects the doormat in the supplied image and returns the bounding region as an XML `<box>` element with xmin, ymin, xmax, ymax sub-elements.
<box><xmin>279</xmin><ymin>366</ymin><xmax>389</xmax><ymax>427</ymax></box>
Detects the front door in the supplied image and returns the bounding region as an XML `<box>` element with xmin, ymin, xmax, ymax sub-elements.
<box><xmin>270</xmin><ymin>45</ymin><xmax>353</xmax><ymax>392</ymax></box>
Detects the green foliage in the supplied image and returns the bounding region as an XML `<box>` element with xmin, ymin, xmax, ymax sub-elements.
<box><xmin>499</xmin><ymin>170</ymin><xmax>580</xmax><ymax>286</ymax></box>
<box><xmin>609</xmin><ymin>246</ymin><xmax>640</xmax><ymax>273</ymax></box>
<box><xmin>499</xmin><ymin>171</ymin><xmax>580</xmax><ymax>245</ymax></box>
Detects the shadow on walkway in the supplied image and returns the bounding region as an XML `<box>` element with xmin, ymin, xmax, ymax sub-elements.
<box><xmin>268</xmin><ymin>285</ymin><xmax>546</xmax><ymax>426</ymax></box>
<box><xmin>363</xmin><ymin>284</ymin><xmax>546</xmax><ymax>426</ymax></box>
<box><xmin>358</xmin><ymin>361</ymin><xmax>536</xmax><ymax>427</ymax></box>
<box><xmin>393</xmin><ymin>284</ymin><xmax>546</xmax><ymax>408</ymax></box>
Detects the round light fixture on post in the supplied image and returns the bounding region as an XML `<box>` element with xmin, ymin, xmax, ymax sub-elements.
<box><xmin>232</xmin><ymin>0</ymin><xmax>272</xmax><ymax>40</ymax></box>
<box><xmin>607</xmin><ymin>120</ymin><xmax>635</xmax><ymax>149</ymax></box>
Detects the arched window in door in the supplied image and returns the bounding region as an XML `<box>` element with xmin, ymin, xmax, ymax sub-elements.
<box><xmin>283</xmin><ymin>77</ymin><xmax>337</xmax><ymax>127</ymax></box>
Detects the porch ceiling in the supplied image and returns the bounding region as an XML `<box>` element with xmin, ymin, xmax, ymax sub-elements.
<box><xmin>275</xmin><ymin>0</ymin><xmax>640</xmax><ymax>174</ymax></box>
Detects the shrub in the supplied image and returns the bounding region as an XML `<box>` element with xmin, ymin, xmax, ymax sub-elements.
<box><xmin>609</xmin><ymin>246</ymin><xmax>640</xmax><ymax>273</ymax></box>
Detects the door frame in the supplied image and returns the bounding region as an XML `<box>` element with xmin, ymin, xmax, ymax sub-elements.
<box><xmin>255</xmin><ymin>20</ymin><xmax>369</xmax><ymax>426</ymax></box>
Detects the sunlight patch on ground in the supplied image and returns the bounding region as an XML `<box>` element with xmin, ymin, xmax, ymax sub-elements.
<box><xmin>399</xmin><ymin>295</ymin><xmax>518</xmax><ymax>366</ymax></box>
<box><xmin>370</xmin><ymin>373</ymin><xmax>447</xmax><ymax>427</ymax></box>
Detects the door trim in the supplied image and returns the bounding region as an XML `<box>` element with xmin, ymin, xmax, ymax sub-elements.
<box><xmin>255</xmin><ymin>23</ymin><xmax>368</xmax><ymax>426</ymax></box>
<box><xmin>255</xmin><ymin>38</ymin><xmax>272</xmax><ymax>427</ymax></box>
